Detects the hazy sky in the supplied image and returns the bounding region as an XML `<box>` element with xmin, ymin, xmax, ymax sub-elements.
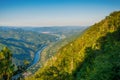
<box><xmin>0</xmin><ymin>0</ymin><xmax>120</xmax><ymax>27</ymax></box>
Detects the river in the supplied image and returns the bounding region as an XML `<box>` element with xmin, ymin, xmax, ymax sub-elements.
<box><xmin>12</xmin><ymin>45</ymin><xmax>46</xmax><ymax>80</ymax></box>
<box><xmin>27</xmin><ymin>45</ymin><xmax>46</xmax><ymax>69</ymax></box>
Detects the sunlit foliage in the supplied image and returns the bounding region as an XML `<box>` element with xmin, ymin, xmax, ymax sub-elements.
<box><xmin>0</xmin><ymin>47</ymin><xmax>14</xmax><ymax>80</ymax></box>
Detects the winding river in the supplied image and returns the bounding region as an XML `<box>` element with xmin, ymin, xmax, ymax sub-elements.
<box><xmin>12</xmin><ymin>45</ymin><xmax>46</xmax><ymax>80</ymax></box>
<box><xmin>28</xmin><ymin>45</ymin><xmax>46</xmax><ymax>68</ymax></box>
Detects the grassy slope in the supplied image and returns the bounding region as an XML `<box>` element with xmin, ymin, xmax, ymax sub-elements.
<box><xmin>26</xmin><ymin>11</ymin><xmax>120</xmax><ymax>80</ymax></box>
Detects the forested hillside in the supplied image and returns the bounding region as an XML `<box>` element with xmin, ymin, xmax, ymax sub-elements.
<box><xmin>26</xmin><ymin>11</ymin><xmax>120</xmax><ymax>80</ymax></box>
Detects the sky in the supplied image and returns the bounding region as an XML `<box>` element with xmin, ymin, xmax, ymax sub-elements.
<box><xmin>0</xmin><ymin>0</ymin><xmax>120</xmax><ymax>27</ymax></box>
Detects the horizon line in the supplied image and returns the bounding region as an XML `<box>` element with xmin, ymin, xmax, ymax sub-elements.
<box><xmin>0</xmin><ymin>25</ymin><xmax>89</xmax><ymax>27</ymax></box>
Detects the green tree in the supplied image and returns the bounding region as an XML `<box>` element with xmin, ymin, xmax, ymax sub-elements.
<box><xmin>0</xmin><ymin>47</ymin><xmax>14</xmax><ymax>80</ymax></box>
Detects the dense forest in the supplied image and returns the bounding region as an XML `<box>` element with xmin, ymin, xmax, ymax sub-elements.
<box><xmin>25</xmin><ymin>11</ymin><xmax>120</xmax><ymax>80</ymax></box>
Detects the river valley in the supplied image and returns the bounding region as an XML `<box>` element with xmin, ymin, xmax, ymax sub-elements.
<box><xmin>12</xmin><ymin>45</ymin><xmax>46</xmax><ymax>80</ymax></box>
